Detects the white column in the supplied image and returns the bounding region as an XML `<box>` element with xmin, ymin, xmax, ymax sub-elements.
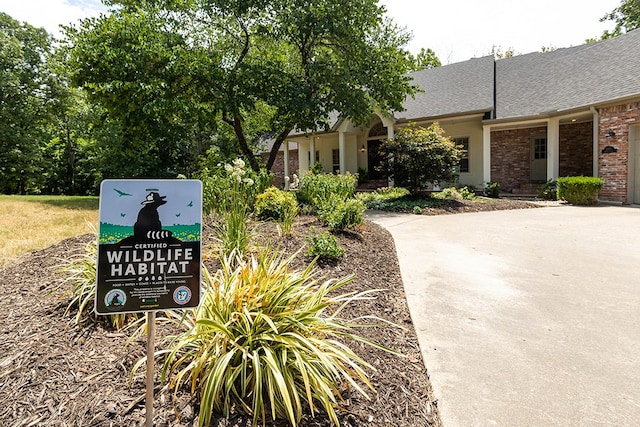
<box><xmin>339</xmin><ymin>131</ymin><xmax>346</xmax><ymax>174</ymax></box>
<box><xmin>483</xmin><ymin>125</ymin><xmax>492</xmax><ymax>184</ymax></box>
<box><xmin>547</xmin><ymin>118</ymin><xmax>560</xmax><ymax>180</ymax></box>
<box><xmin>309</xmin><ymin>136</ymin><xmax>316</xmax><ymax>169</ymax></box>
<box><xmin>283</xmin><ymin>140</ymin><xmax>290</xmax><ymax>190</ymax></box>
<box><xmin>386</xmin><ymin>125</ymin><xmax>395</xmax><ymax>187</ymax></box>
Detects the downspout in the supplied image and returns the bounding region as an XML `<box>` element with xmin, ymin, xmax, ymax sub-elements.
<box><xmin>590</xmin><ymin>106</ymin><xmax>599</xmax><ymax>177</ymax></box>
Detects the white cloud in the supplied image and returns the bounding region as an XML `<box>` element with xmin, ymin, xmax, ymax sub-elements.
<box><xmin>0</xmin><ymin>0</ymin><xmax>106</xmax><ymax>37</ymax></box>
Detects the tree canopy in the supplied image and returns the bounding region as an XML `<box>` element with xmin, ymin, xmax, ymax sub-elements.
<box><xmin>409</xmin><ymin>47</ymin><xmax>441</xmax><ymax>71</ymax></box>
<box><xmin>0</xmin><ymin>13</ymin><xmax>55</xmax><ymax>193</ymax></box>
<box><xmin>66</xmin><ymin>0</ymin><xmax>418</xmax><ymax>172</ymax></box>
<box><xmin>601</xmin><ymin>0</ymin><xmax>640</xmax><ymax>39</ymax></box>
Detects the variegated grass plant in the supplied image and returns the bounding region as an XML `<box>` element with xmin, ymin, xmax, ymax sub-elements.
<box><xmin>57</xmin><ymin>236</ymin><xmax>137</xmax><ymax>329</ymax></box>
<box><xmin>158</xmin><ymin>249</ymin><xmax>395</xmax><ymax>427</ymax></box>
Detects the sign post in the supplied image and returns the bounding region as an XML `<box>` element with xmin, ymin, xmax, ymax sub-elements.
<box><xmin>145</xmin><ymin>311</ymin><xmax>156</xmax><ymax>426</ymax></box>
<box><xmin>95</xmin><ymin>179</ymin><xmax>202</xmax><ymax>424</ymax></box>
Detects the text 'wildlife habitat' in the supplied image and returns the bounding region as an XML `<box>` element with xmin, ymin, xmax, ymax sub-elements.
<box><xmin>95</xmin><ymin>179</ymin><xmax>202</xmax><ymax>314</ymax></box>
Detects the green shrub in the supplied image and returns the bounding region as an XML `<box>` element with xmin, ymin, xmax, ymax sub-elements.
<box><xmin>306</xmin><ymin>228</ymin><xmax>345</xmax><ymax>260</ymax></box>
<box><xmin>297</xmin><ymin>172</ymin><xmax>358</xmax><ymax>209</ymax></box>
<box><xmin>378</xmin><ymin>123</ymin><xmax>464</xmax><ymax>193</ymax></box>
<box><xmin>159</xmin><ymin>251</ymin><xmax>388</xmax><ymax>427</ymax></box>
<box><xmin>458</xmin><ymin>185</ymin><xmax>476</xmax><ymax>200</ymax></box>
<box><xmin>310</xmin><ymin>161</ymin><xmax>325</xmax><ymax>175</ymax></box>
<box><xmin>357</xmin><ymin>167</ymin><xmax>369</xmax><ymax>184</ymax></box>
<box><xmin>255</xmin><ymin>187</ymin><xmax>298</xmax><ymax>218</ymax></box>
<box><xmin>431</xmin><ymin>186</ymin><xmax>476</xmax><ymax>201</ymax></box>
<box><xmin>538</xmin><ymin>179</ymin><xmax>558</xmax><ymax>200</ymax></box>
<box><xmin>484</xmin><ymin>181</ymin><xmax>501</xmax><ymax>198</ymax></box>
<box><xmin>557</xmin><ymin>176</ymin><xmax>604</xmax><ymax>205</ymax></box>
<box><xmin>356</xmin><ymin>187</ymin><xmax>410</xmax><ymax>206</ymax></box>
<box><xmin>412</xmin><ymin>206</ymin><xmax>422</xmax><ymax>214</ymax></box>
<box><xmin>255</xmin><ymin>187</ymin><xmax>299</xmax><ymax>235</ymax></box>
<box><xmin>319</xmin><ymin>194</ymin><xmax>366</xmax><ymax>231</ymax></box>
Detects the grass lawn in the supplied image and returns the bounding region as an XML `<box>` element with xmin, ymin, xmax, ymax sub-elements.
<box><xmin>0</xmin><ymin>195</ymin><xmax>99</xmax><ymax>267</ymax></box>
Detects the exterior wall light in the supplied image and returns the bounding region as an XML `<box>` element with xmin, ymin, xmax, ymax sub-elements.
<box><xmin>606</xmin><ymin>129</ymin><xmax>616</xmax><ymax>137</ymax></box>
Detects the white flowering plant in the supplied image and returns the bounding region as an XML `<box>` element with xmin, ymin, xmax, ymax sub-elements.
<box><xmin>198</xmin><ymin>158</ymin><xmax>272</xmax><ymax>256</ymax></box>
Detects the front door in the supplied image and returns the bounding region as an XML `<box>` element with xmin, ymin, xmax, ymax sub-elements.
<box><xmin>367</xmin><ymin>139</ymin><xmax>386</xmax><ymax>180</ymax></box>
<box><xmin>531</xmin><ymin>136</ymin><xmax>548</xmax><ymax>182</ymax></box>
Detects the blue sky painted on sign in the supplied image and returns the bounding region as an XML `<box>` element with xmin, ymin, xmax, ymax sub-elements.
<box><xmin>99</xmin><ymin>180</ymin><xmax>202</xmax><ymax>227</ymax></box>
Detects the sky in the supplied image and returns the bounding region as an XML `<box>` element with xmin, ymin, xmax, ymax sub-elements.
<box><xmin>0</xmin><ymin>0</ymin><xmax>621</xmax><ymax>64</ymax></box>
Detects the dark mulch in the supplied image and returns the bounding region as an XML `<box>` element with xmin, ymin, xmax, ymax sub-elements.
<box><xmin>0</xmin><ymin>198</ymin><xmax>539</xmax><ymax>426</ymax></box>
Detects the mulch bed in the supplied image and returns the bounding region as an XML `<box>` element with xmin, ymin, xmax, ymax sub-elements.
<box><xmin>0</xmin><ymin>199</ymin><xmax>539</xmax><ymax>426</ymax></box>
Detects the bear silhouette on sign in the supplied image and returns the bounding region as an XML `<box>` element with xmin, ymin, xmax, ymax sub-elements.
<box><xmin>119</xmin><ymin>191</ymin><xmax>181</xmax><ymax>244</ymax></box>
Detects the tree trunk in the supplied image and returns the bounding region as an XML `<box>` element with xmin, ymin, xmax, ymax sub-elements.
<box><xmin>225</xmin><ymin>115</ymin><xmax>261</xmax><ymax>172</ymax></box>
<box><xmin>266</xmin><ymin>128</ymin><xmax>294</xmax><ymax>171</ymax></box>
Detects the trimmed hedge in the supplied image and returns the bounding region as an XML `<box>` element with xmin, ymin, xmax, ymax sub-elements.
<box><xmin>556</xmin><ymin>176</ymin><xmax>604</xmax><ymax>205</ymax></box>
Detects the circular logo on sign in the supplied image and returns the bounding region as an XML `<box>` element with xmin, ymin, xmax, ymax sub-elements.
<box><xmin>105</xmin><ymin>289</ymin><xmax>127</xmax><ymax>311</ymax></box>
<box><xmin>173</xmin><ymin>286</ymin><xmax>192</xmax><ymax>305</ymax></box>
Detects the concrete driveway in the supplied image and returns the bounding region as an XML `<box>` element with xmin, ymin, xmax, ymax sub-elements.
<box><xmin>368</xmin><ymin>205</ymin><xmax>640</xmax><ymax>427</ymax></box>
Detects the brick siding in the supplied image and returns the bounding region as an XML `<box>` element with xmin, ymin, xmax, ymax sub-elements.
<box><xmin>559</xmin><ymin>122</ymin><xmax>593</xmax><ymax>177</ymax></box>
<box><xmin>262</xmin><ymin>149</ymin><xmax>299</xmax><ymax>188</ymax></box>
<box><xmin>598</xmin><ymin>101</ymin><xmax>640</xmax><ymax>203</ymax></box>
<box><xmin>491</xmin><ymin>124</ymin><xmax>594</xmax><ymax>193</ymax></box>
<box><xmin>491</xmin><ymin>127</ymin><xmax>545</xmax><ymax>193</ymax></box>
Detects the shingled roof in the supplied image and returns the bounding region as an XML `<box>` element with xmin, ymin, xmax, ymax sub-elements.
<box><xmin>396</xmin><ymin>28</ymin><xmax>640</xmax><ymax>123</ymax></box>
<box><xmin>288</xmin><ymin>29</ymin><xmax>640</xmax><ymax>135</ymax></box>
<box><xmin>495</xmin><ymin>28</ymin><xmax>640</xmax><ymax>119</ymax></box>
<box><xmin>398</xmin><ymin>55</ymin><xmax>495</xmax><ymax>121</ymax></box>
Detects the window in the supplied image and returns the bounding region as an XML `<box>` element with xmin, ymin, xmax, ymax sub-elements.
<box><xmin>453</xmin><ymin>137</ymin><xmax>470</xmax><ymax>173</ymax></box>
<box><xmin>332</xmin><ymin>149</ymin><xmax>340</xmax><ymax>173</ymax></box>
<box><xmin>533</xmin><ymin>137</ymin><xmax>547</xmax><ymax>160</ymax></box>
<box><xmin>308</xmin><ymin>150</ymin><xmax>320</xmax><ymax>166</ymax></box>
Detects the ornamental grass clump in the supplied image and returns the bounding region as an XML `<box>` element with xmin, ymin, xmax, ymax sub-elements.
<box><xmin>57</xmin><ymin>237</ymin><xmax>136</xmax><ymax>329</ymax></box>
<box><xmin>160</xmin><ymin>250</ymin><xmax>390</xmax><ymax>427</ymax></box>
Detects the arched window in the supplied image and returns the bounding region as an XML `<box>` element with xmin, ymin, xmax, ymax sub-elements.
<box><xmin>368</xmin><ymin>122</ymin><xmax>387</xmax><ymax>138</ymax></box>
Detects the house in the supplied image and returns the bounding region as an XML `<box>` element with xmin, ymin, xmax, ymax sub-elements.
<box><xmin>280</xmin><ymin>28</ymin><xmax>640</xmax><ymax>204</ymax></box>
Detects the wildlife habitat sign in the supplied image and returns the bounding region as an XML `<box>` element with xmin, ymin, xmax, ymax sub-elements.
<box><xmin>95</xmin><ymin>179</ymin><xmax>202</xmax><ymax>314</ymax></box>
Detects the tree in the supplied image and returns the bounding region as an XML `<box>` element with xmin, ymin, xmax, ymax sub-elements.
<box><xmin>379</xmin><ymin>123</ymin><xmax>463</xmax><ymax>193</ymax></box>
<box><xmin>409</xmin><ymin>47</ymin><xmax>441</xmax><ymax>71</ymax></box>
<box><xmin>600</xmin><ymin>0</ymin><xmax>640</xmax><ymax>39</ymax></box>
<box><xmin>490</xmin><ymin>45</ymin><xmax>516</xmax><ymax>59</ymax></box>
<box><xmin>64</xmin><ymin>7</ymin><xmax>218</xmax><ymax>179</ymax></box>
<box><xmin>0</xmin><ymin>13</ymin><xmax>55</xmax><ymax>194</ymax></box>
<box><xmin>68</xmin><ymin>0</ymin><xmax>417</xmax><ymax>173</ymax></box>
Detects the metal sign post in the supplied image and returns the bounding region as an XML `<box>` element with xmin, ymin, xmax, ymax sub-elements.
<box><xmin>146</xmin><ymin>311</ymin><xmax>156</xmax><ymax>427</ymax></box>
